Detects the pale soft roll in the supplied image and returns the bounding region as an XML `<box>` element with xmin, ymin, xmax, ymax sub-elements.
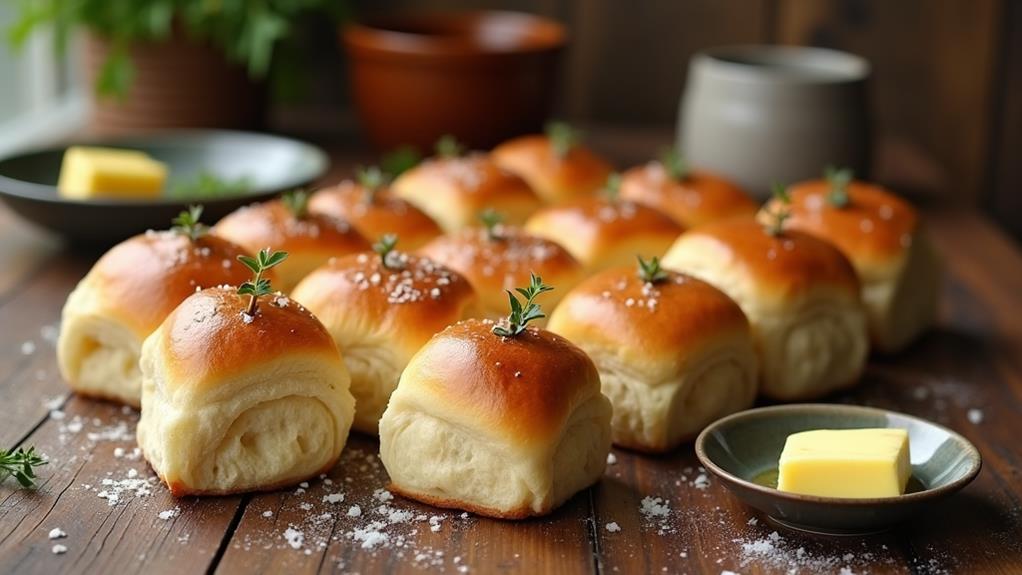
<box><xmin>137</xmin><ymin>287</ymin><xmax>355</xmax><ymax>496</ymax></box>
<box><xmin>769</xmin><ymin>180</ymin><xmax>940</xmax><ymax>353</ymax></box>
<box><xmin>619</xmin><ymin>162</ymin><xmax>757</xmax><ymax>228</ymax></box>
<box><xmin>662</xmin><ymin>218</ymin><xmax>868</xmax><ymax>401</ymax></box>
<box><xmin>379</xmin><ymin>319</ymin><xmax>612</xmax><ymax>518</ymax></box>
<box><xmin>548</xmin><ymin>267</ymin><xmax>757</xmax><ymax>452</ymax></box>
<box><xmin>491</xmin><ymin>135</ymin><xmax>613</xmax><ymax>204</ymax></box>
<box><xmin>309</xmin><ymin>181</ymin><xmax>443</xmax><ymax>248</ymax></box>
<box><xmin>524</xmin><ymin>197</ymin><xmax>683</xmax><ymax>273</ymax></box>
<box><xmin>418</xmin><ymin>226</ymin><xmax>584</xmax><ymax>319</ymax></box>
<box><xmin>291</xmin><ymin>251</ymin><xmax>478</xmax><ymax>434</ymax></box>
<box><xmin>391</xmin><ymin>153</ymin><xmax>542</xmax><ymax>232</ymax></box>
<box><xmin>57</xmin><ymin>231</ymin><xmax>253</xmax><ymax>407</ymax></box>
<box><xmin>213</xmin><ymin>199</ymin><xmax>370</xmax><ymax>292</ymax></box>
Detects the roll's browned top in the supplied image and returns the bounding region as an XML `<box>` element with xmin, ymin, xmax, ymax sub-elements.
<box><xmin>549</xmin><ymin>267</ymin><xmax>749</xmax><ymax>355</ymax></box>
<box><xmin>620</xmin><ymin>163</ymin><xmax>757</xmax><ymax>228</ymax></box>
<box><xmin>525</xmin><ymin>196</ymin><xmax>683</xmax><ymax>250</ymax></box>
<box><xmin>309</xmin><ymin>181</ymin><xmax>443</xmax><ymax>248</ymax></box>
<box><xmin>491</xmin><ymin>135</ymin><xmax>614</xmax><ymax>203</ymax></box>
<box><xmin>779</xmin><ymin>180</ymin><xmax>919</xmax><ymax>270</ymax></box>
<box><xmin>213</xmin><ymin>199</ymin><xmax>370</xmax><ymax>255</ymax></box>
<box><xmin>392</xmin><ymin>153</ymin><xmax>541</xmax><ymax>217</ymax></box>
<box><xmin>404</xmin><ymin>319</ymin><xmax>601</xmax><ymax>442</ymax></box>
<box><xmin>155</xmin><ymin>287</ymin><xmax>340</xmax><ymax>390</ymax></box>
<box><xmin>87</xmin><ymin>231</ymin><xmax>254</xmax><ymax>337</ymax></box>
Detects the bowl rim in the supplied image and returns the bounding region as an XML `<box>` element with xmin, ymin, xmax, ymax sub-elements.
<box><xmin>695</xmin><ymin>403</ymin><xmax>982</xmax><ymax>507</ymax></box>
<box><xmin>342</xmin><ymin>10</ymin><xmax>567</xmax><ymax>57</ymax></box>
<box><xmin>0</xmin><ymin>129</ymin><xmax>328</xmax><ymax>207</ymax></box>
<box><xmin>692</xmin><ymin>44</ymin><xmax>871</xmax><ymax>85</ymax></box>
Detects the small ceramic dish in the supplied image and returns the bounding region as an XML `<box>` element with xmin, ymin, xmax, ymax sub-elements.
<box><xmin>695</xmin><ymin>403</ymin><xmax>982</xmax><ymax>535</ymax></box>
<box><xmin>0</xmin><ymin>130</ymin><xmax>328</xmax><ymax>245</ymax></box>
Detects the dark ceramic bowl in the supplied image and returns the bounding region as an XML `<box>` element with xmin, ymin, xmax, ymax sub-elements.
<box><xmin>0</xmin><ymin>130</ymin><xmax>328</xmax><ymax>246</ymax></box>
<box><xmin>696</xmin><ymin>404</ymin><xmax>981</xmax><ymax>535</ymax></box>
<box><xmin>342</xmin><ymin>11</ymin><xmax>566</xmax><ymax>152</ymax></box>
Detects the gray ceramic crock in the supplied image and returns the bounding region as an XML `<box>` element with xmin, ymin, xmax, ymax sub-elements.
<box><xmin>679</xmin><ymin>45</ymin><xmax>871</xmax><ymax>199</ymax></box>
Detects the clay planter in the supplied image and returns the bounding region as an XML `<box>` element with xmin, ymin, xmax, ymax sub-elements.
<box><xmin>84</xmin><ymin>32</ymin><xmax>265</xmax><ymax>135</ymax></box>
<box><xmin>342</xmin><ymin>11</ymin><xmax>566</xmax><ymax>152</ymax></box>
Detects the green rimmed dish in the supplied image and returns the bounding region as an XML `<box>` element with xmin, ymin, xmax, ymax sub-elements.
<box><xmin>695</xmin><ymin>403</ymin><xmax>982</xmax><ymax>536</ymax></box>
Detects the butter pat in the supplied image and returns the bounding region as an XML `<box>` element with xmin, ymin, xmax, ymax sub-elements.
<box><xmin>777</xmin><ymin>428</ymin><xmax>911</xmax><ymax>498</ymax></box>
<box><xmin>57</xmin><ymin>146</ymin><xmax>167</xmax><ymax>199</ymax></box>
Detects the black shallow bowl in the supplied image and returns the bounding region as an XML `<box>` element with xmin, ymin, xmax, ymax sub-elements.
<box><xmin>0</xmin><ymin>130</ymin><xmax>328</xmax><ymax>245</ymax></box>
<box><xmin>696</xmin><ymin>404</ymin><xmax>982</xmax><ymax>536</ymax></box>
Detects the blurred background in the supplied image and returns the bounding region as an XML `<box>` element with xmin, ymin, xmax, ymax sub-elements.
<box><xmin>0</xmin><ymin>0</ymin><xmax>1019</xmax><ymax>239</ymax></box>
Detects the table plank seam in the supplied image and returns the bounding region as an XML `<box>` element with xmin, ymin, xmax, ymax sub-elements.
<box><xmin>585</xmin><ymin>488</ymin><xmax>603</xmax><ymax>575</ymax></box>
<box><xmin>206</xmin><ymin>493</ymin><xmax>252</xmax><ymax>575</ymax></box>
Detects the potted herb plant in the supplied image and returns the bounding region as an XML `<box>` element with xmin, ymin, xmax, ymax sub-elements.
<box><xmin>9</xmin><ymin>0</ymin><xmax>344</xmax><ymax>134</ymax></box>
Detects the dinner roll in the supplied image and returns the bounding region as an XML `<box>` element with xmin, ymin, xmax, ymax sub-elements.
<box><xmin>379</xmin><ymin>318</ymin><xmax>612</xmax><ymax>518</ymax></box>
<box><xmin>213</xmin><ymin>193</ymin><xmax>370</xmax><ymax>292</ymax></box>
<box><xmin>137</xmin><ymin>285</ymin><xmax>355</xmax><ymax>496</ymax></box>
<box><xmin>620</xmin><ymin>155</ymin><xmax>757</xmax><ymax>228</ymax></box>
<box><xmin>662</xmin><ymin>216</ymin><xmax>868</xmax><ymax>401</ymax></box>
<box><xmin>548</xmin><ymin>260</ymin><xmax>758</xmax><ymax>452</ymax></box>
<box><xmin>524</xmin><ymin>193</ymin><xmax>683</xmax><ymax>273</ymax></box>
<box><xmin>391</xmin><ymin>152</ymin><xmax>541</xmax><ymax>232</ymax></box>
<box><xmin>771</xmin><ymin>175</ymin><xmax>940</xmax><ymax>352</ymax></box>
<box><xmin>418</xmin><ymin>225</ymin><xmax>583</xmax><ymax>318</ymax></box>
<box><xmin>491</xmin><ymin>122</ymin><xmax>613</xmax><ymax>204</ymax></box>
<box><xmin>291</xmin><ymin>240</ymin><xmax>478</xmax><ymax>434</ymax></box>
<box><xmin>308</xmin><ymin>172</ymin><xmax>442</xmax><ymax>249</ymax></box>
<box><xmin>57</xmin><ymin>214</ymin><xmax>252</xmax><ymax>407</ymax></box>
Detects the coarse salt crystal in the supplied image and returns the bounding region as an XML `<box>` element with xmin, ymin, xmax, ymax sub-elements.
<box><xmin>283</xmin><ymin>527</ymin><xmax>304</xmax><ymax>549</ymax></box>
<box><xmin>347</xmin><ymin>505</ymin><xmax>362</xmax><ymax>517</ymax></box>
<box><xmin>323</xmin><ymin>492</ymin><xmax>344</xmax><ymax>504</ymax></box>
<box><xmin>158</xmin><ymin>507</ymin><xmax>180</xmax><ymax>520</ymax></box>
<box><xmin>21</xmin><ymin>341</ymin><xmax>36</xmax><ymax>355</ymax></box>
<box><xmin>967</xmin><ymin>408</ymin><xmax>984</xmax><ymax>424</ymax></box>
<box><xmin>262</xmin><ymin>510</ymin><xmax>273</xmax><ymax>518</ymax></box>
<box><xmin>48</xmin><ymin>528</ymin><xmax>66</xmax><ymax>539</ymax></box>
<box><xmin>606</xmin><ymin>453</ymin><xmax>617</xmax><ymax>465</ymax></box>
<box><xmin>51</xmin><ymin>544</ymin><xmax>67</xmax><ymax>555</ymax></box>
<box><xmin>605</xmin><ymin>522</ymin><xmax>621</xmax><ymax>533</ymax></box>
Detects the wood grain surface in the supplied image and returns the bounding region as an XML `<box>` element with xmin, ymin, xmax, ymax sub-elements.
<box><xmin>0</xmin><ymin>192</ymin><xmax>1020</xmax><ymax>573</ymax></box>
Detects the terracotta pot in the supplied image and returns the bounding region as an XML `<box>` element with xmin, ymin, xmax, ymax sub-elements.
<box><xmin>342</xmin><ymin>11</ymin><xmax>566</xmax><ymax>152</ymax></box>
<box><xmin>84</xmin><ymin>32</ymin><xmax>265</xmax><ymax>135</ymax></box>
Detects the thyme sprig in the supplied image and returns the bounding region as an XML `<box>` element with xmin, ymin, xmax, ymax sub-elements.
<box><xmin>824</xmin><ymin>165</ymin><xmax>854</xmax><ymax>208</ymax></box>
<box><xmin>357</xmin><ymin>166</ymin><xmax>388</xmax><ymax>204</ymax></box>
<box><xmin>546</xmin><ymin>121</ymin><xmax>581</xmax><ymax>158</ymax></box>
<box><xmin>637</xmin><ymin>255</ymin><xmax>669</xmax><ymax>283</ymax></box>
<box><xmin>602</xmin><ymin>173</ymin><xmax>622</xmax><ymax>201</ymax></box>
<box><xmin>281</xmin><ymin>189</ymin><xmax>310</xmax><ymax>219</ymax></box>
<box><xmin>660</xmin><ymin>147</ymin><xmax>687</xmax><ymax>180</ymax></box>
<box><xmin>237</xmin><ymin>248</ymin><xmax>288</xmax><ymax>315</ymax></box>
<box><xmin>170</xmin><ymin>205</ymin><xmax>208</xmax><ymax>241</ymax></box>
<box><xmin>0</xmin><ymin>446</ymin><xmax>47</xmax><ymax>488</ymax></box>
<box><xmin>492</xmin><ymin>273</ymin><xmax>554</xmax><ymax>338</ymax></box>
<box><xmin>373</xmin><ymin>234</ymin><xmax>402</xmax><ymax>269</ymax></box>
<box><xmin>762</xmin><ymin>183</ymin><xmax>792</xmax><ymax>237</ymax></box>
<box><xmin>435</xmin><ymin>135</ymin><xmax>464</xmax><ymax>158</ymax></box>
<box><xmin>479</xmin><ymin>208</ymin><xmax>505</xmax><ymax>241</ymax></box>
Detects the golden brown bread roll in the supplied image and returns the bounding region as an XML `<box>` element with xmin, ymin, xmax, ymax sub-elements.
<box><xmin>524</xmin><ymin>196</ymin><xmax>683</xmax><ymax>273</ymax></box>
<box><xmin>769</xmin><ymin>177</ymin><xmax>940</xmax><ymax>353</ymax></box>
<box><xmin>57</xmin><ymin>226</ymin><xmax>253</xmax><ymax>407</ymax></box>
<box><xmin>291</xmin><ymin>243</ymin><xmax>478</xmax><ymax>434</ymax></box>
<box><xmin>662</xmin><ymin>217</ymin><xmax>868</xmax><ymax>401</ymax></box>
<box><xmin>391</xmin><ymin>152</ymin><xmax>542</xmax><ymax>232</ymax></box>
<box><xmin>418</xmin><ymin>226</ymin><xmax>584</xmax><ymax>318</ymax></box>
<box><xmin>308</xmin><ymin>179</ymin><xmax>442</xmax><ymax>249</ymax></box>
<box><xmin>137</xmin><ymin>285</ymin><xmax>355</xmax><ymax>496</ymax></box>
<box><xmin>379</xmin><ymin>318</ymin><xmax>612</xmax><ymax>518</ymax></box>
<box><xmin>619</xmin><ymin>161</ymin><xmax>757</xmax><ymax>228</ymax></box>
<box><xmin>548</xmin><ymin>261</ymin><xmax>758</xmax><ymax>452</ymax></box>
<box><xmin>491</xmin><ymin>124</ymin><xmax>614</xmax><ymax>204</ymax></box>
<box><xmin>213</xmin><ymin>195</ymin><xmax>370</xmax><ymax>292</ymax></box>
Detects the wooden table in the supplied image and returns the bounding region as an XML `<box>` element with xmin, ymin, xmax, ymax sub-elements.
<box><xmin>1</xmin><ymin>186</ymin><xmax>1021</xmax><ymax>574</ymax></box>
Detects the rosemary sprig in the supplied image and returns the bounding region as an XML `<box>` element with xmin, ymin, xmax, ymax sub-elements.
<box><xmin>237</xmin><ymin>248</ymin><xmax>288</xmax><ymax>315</ymax></box>
<box><xmin>0</xmin><ymin>446</ymin><xmax>47</xmax><ymax>488</ymax></box>
<box><xmin>762</xmin><ymin>183</ymin><xmax>792</xmax><ymax>237</ymax></box>
<box><xmin>373</xmin><ymin>233</ymin><xmax>402</xmax><ymax>269</ymax></box>
<box><xmin>380</xmin><ymin>146</ymin><xmax>422</xmax><ymax>177</ymax></box>
<box><xmin>824</xmin><ymin>165</ymin><xmax>854</xmax><ymax>208</ymax></box>
<box><xmin>637</xmin><ymin>255</ymin><xmax>669</xmax><ymax>283</ymax></box>
<box><xmin>660</xmin><ymin>146</ymin><xmax>687</xmax><ymax>180</ymax></box>
<box><xmin>281</xmin><ymin>189</ymin><xmax>310</xmax><ymax>219</ymax></box>
<box><xmin>170</xmin><ymin>205</ymin><xmax>208</xmax><ymax>241</ymax></box>
<box><xmin>357</xmin><ymin>166</ymin><xmax>388</xmax><ymax>204</ymax></box>
<box><xmin>546</xmin><ymin>121</ymin><xmax>581</xmax><ymax>158</ymax></box>
<box><xmin>435</xmin><ymin>135</ymin><xmax>464</xmax><ymax>158</ymax></box>
<box><xmin>602</xmin><ymin>173</ymin><xmax>622</xmax><ymax>201</ymax></box>
<box><xmin>492</xmin><ymin>273</ymin><xmax>554</xmax><ymax>338</ymax></box>
<box><xmin>478</xmin><ymin>208</ymin><xmax>505</xmax><ymax>241</ymax></box>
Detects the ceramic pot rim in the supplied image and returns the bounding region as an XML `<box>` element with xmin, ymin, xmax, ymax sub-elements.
<box><xmin>693</xmin><ymin>45</ymin><xmax>871</xmax><ymax>85</ymax></box>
